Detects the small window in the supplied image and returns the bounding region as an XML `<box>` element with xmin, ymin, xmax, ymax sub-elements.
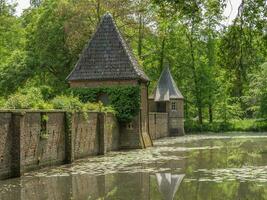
<box><xmin>97</xmin><ymin>93</ymin><xmax>110</xmax><ymax>105</ymax></box>
<box><xmin>171</xmin><ymin>102</ymin><xmax>176</xmax><ymax>111</ymax></box>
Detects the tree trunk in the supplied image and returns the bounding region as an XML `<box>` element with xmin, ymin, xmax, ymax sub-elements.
<box><xmin>97</xmin><ymin>0</ymin><xmax>101</xmax><ymax>23</ymax></box>
<box><xmin>0</xmin><ymin>0</ymin><xmax>4</xmax><ymax>14</ymax></box>
<box><xmin>187</xmin><ymin>27</ymin><xmax>203</xmax><ymax>125</ymax></box>
<box><xmin>138</xmin><ymin>14</ymin><xmax>144</xmax><ymax>57</ymax></box>
<box><xmin>159</xmin><ymin>36</ymin><xmax>166</xmax><ymax>71</ymax></box>
<box><xmin>208</xmin><ymin>103</ymin><xmax>213</xmax><ymax>123</ymax></box>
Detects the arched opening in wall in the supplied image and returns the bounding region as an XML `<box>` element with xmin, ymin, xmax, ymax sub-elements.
<box><xmin>97</xmin><ymin>93</ymin><xmax>110</xmax><ymax>106</ymax></box>
<box><xmin>156</xmin><ymin>102</ymin><xmax>166</xmax><ymax>112</ymax></box>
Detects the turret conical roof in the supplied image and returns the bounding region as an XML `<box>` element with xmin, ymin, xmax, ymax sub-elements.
<box><xmin>67</xmin><ymin>13</ymin><xmax>149</xmax><ymax>82</ymax></box>
<box><xmin>150</xmin><ymin>66</ymin><xmax>183</xmax><ymax>101</ymax></box>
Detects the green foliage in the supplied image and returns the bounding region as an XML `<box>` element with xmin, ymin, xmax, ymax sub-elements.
<box><xmin>258</xmin><ymin>63</ymin><xmax>267</xmax><ymax>118</ymax></box>
<box><xmin>0</xmin><ymin>51</ymin><xmax>33</xmax><ymax>96</ymax></box>
<box><xmin>50</xmin><ymin>95</ymin><xmax>83</xmax><ymax>111</ymax></box>
<box><xmin>40</xmin><ymin>85</ymin><xmax>56</xmax><ymax>101</ymax></box>
<box><xmin>1</xmin><ymin>87</ymin><xmax>115</xmax><ymax>113</ymax></box>
<box><xmin>0</xmin><ymin>97</ymin><xmax>5</xmax><ymax>108</ymax></box>
<box><xmin>70</xmin><ymin>86</ymin><xmax>140</xmax><ymax>122</ymax></box>
<box><xmin>41</xmin><ymin>114</ymin><xmax>49</xmax><ymax>122</ymax></box>
<box><xmin>4</xmin><ymin>87</ymin><xmax>47</xmax><ymax>109</ymax></box>
<box><xmin>0</xmin><ymin>0</ymin><xmax>266</xmax><ymax>128</ymax></box>
<box><xmin>49</xmin><ymin>95</ymin><xmax>115</xmax><ymax>113</ymax></box>
<box><xmin>260</xmin><ymin>92</ymin><xmax>267</xmax><ymax>117</ymax></box>
<box><xmin>185</xmin><ymin>120</ymin><xmax>232</xmax><ymax>133</ymax></box>
<box><xmin>185</xmin><ymin>119</ymin><xmax>267</xmax><ymax>133</ymax></box>
<box><xmin>83</xmin><ymin>102</ymin><xmax>116</xmax><ymax>114</ymax></box>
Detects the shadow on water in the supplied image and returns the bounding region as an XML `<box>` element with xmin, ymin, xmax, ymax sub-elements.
<box><xmin>1</xmin><ymin>133</ymin><xmax>267</xmax><ymax>199</ymax></box>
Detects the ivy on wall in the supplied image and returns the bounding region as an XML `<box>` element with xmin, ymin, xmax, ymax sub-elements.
<box><xmin>69</xmin><ymin>86</ymin><xmax>140</xmax><ymax>122</ymax></box>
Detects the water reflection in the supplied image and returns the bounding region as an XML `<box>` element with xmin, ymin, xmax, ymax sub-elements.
<box><xmin>155</xmin><ymin>173</ymin><xmax>185</xmax><ymax>200</ymax></box>
<box><xmin>1</xmin><ymin>134</ymin><xmax>267</xmax><ymax>200</ymax></box>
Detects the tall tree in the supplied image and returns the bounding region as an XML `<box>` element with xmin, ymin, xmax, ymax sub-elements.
<box><xmin>219</xmin><ymin>0</ymin><xmax>267</xmax><ymax>112</ymax></box>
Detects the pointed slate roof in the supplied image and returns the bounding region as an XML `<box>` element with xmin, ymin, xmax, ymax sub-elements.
<box><xmin>67</xmin><ymin>13</ymin><xmax>149</xmax><ymax>82</ymax></box>
<box><xmin>150</xmin><ymin>66</ymin><xmax>184</xmax><ymax>101</ymax></box>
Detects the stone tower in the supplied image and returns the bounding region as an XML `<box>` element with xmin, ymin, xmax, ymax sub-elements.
<box><xmin>149</xmin><ymin>66</ymin><xmax>185</xmax><ymax>136</ymax></box>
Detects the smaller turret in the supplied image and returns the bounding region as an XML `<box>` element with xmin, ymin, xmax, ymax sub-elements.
<box><xmin>149</xmin><ymin>65</ymin><xmax>185</xmax><ymax>136</ymax></box>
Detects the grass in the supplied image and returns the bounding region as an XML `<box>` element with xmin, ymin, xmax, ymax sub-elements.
<box><xmin>185</xmin><ymin>119</ymin><xmax>267</xmax><ymax>133</ymax></box>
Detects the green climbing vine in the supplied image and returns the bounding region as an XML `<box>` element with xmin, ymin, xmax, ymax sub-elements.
<box><xmin>69</xmin><ymin>86</ymin><xmax>140</xmax><ymax>122</ymax></box>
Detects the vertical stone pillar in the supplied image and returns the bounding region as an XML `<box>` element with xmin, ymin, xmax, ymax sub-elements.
<box><xmin>65</xmin><ymin>112</ymin><xmax>74</xmax><ymax>163</ymax></box>
<box><xmin>98</xmin><ymin>113</ymin><xmax>106</xmax><ymax>155</ymax></box>
<box><xmin>11</xmin><ymin>112</ymin><xmax>25</xmax><ymax>178</ymax></box>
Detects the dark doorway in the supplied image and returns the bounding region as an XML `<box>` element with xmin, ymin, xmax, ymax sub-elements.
<box><xmin>156</xmin><ymin>102</ymin><xmax>166</xmax><ymax>112</ymax></box>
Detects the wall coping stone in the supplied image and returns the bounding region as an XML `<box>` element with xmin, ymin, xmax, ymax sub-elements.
<box><xmin>149</xmin><ymin>112</ymin><xmax>168</xmax><ymax>115</ymax></box>
<box><xmin>0</xmin><ymin>110</ymin><xmax>114</xmax><ymax>114</ymax></box>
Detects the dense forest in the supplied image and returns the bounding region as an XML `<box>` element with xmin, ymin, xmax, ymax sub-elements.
<box><xmin>0</xmin><ymin>0</ymin><xmax>266</xmax><ymax>131</ymax></box>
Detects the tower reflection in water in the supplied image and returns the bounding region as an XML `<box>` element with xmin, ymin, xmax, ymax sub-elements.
<box><xmin>155</xmin><ymin>173</ymin><xmax>185</xmax><ymax>200</ymax></box>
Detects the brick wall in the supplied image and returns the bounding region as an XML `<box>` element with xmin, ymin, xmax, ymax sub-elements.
<box><xmin>148</xmin><ymin>99</ymin><xmax>185</xmax><ymax>137</ymax></box>
<box><xmin>105</xmin><ymin>113</ymin><xmax>119</xmax><ymax>151</ymax></box>
<box><xmin>140</xmin><ymin>83</ymin><xmax>153</xmax><ymax>147</ymax></box>
<box><xmin>149</xmin><ymin>113</ymin><xmax>168</xmax><ymax>139</ymax></box>
<box><xmin>119</xmin><ymin>115</ymin><xmax>142</xmax><ymax>149</ymax></box>
<box><xmin>0</xmin><ymin>111</ymin><xmax>120</xmax><ymax>180</ymax></box>
<box><xmin>0</xmin><ymin>112</ymin><xmax>12</xmax><ymax>179</ymax></box>
<box><xmin>21</xmin><ymin>112</ymin><xmax>66</xmax><ymax>172</ymax></box>
<box><xmin>73</xmin><ymin>113</ymin><xmax>99</xmax><ymax>158</ymax></box>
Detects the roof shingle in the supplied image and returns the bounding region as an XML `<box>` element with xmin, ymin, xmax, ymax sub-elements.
<box><xmin>67</xmin><ymin>13</ymin><xmax>149</xmax><ymax>82</ymax></box>
<box><xmin>150</xmin><ymin>66</ymin><xmax>184</xmax><ymax>101</ymax></box>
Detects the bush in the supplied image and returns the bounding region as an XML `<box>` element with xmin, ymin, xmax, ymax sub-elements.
<box><xmin>40</xmin><ymin>85</ymin><xmax>56</xmax><ymax>101</ymax></box>
<box><xmin>185</xmin><ymin>119</ymin><xmax>267</xmax><ymax>133</ymax></box>
<box><xmin>0</xmin><ymin>98</ymin><xmax>5</xmax><ymax>108</ymax></box>
<box><xmin>50</xmin><ymin>95</ymin><xmax>83</xmax><ymax>110</ymax></box>
<box><xmin>83</xmin><ymin>102</ymin><xmax>116</xmax><ymax>113</ymax></box>
<box><xmin>4</xmin><ymin>87</ymin><xmax>48</xmax><ymax>109</ymax></box>
<box><xmin>0</xmin><ymin>86</ymin><xmax>116</xmax><ymax>114</ymax></box>
<box><xmin>185</xmin><ymin>120</ymin><xmax>232</xmax><ymax>133</ymax></box>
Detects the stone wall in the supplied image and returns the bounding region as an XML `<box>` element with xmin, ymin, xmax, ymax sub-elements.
<box><xmin>119</xmin><ymin>115</ymin><xmax>142</xmax><ymax>149</ymax></box>
<box><xmin>149</xmin><ymin>113</ymin><xmax>168</xmax><ymax>139</ymax></box>
<box><xmin>0</xmin><ymin>111</ymin><xmax>119</xmax><ymax>180</ymax></box>
<box><xmin>73</xmin><ymin>113</ymin><xmax>99</xmax><ymax>159</ymax></box>
<box><xmin>105</xmin><ymin>114</ymin><xmax>119</xmax><ymax>151</ymax></box>
<box><xmin>0</xmin><ymin>112</ymin><xmax>12</xmax><ymax>179</ymax></box>
<box><xmin>169</xmin><ymin>100</ymin><xmax>184</xmax><ymax>136</ymax></box>
<box><xmin>148</xmin><ymin>99</ymin><xmax>185</xmax><ymax>137</ymax></box>
<box><xmin>140</xmin><ymin>83</ymin><xmax>153</xmax><ymax>147</ymax></box>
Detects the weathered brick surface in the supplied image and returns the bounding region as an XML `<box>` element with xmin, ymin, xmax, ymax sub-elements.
<box><xmin>105</xmin><ymin>113</ymin><xmax>119</xmax><ymax>151</ymax></box>
<box><xmin>0</xmin><ymin>113</ymin><xmax>12</xmax><ymax>179</ymax></box>
<box><xmin>119</xmin><ymin>115</ymin><xmax>142</xmax><ymax>149</ymax></box>
<box><xmin>140</xmin><ymin>83</ymin><xmax>153</xmax><ymax>147</ymax></box>
<box><xmin>73</xmin><ymin>112</ymin><xmax>99</xmax><ymax>158</ymax></box>
<box><xmin>21</xmin><ymin>112</ymin><xmax>66</xmax><ymax>172</ymax></box>
<box><xmin>0</xmin><ymin>111</ymin><xmax>120</xmax><ymax>180</ymax></box>
<box><xmin>149</xmin><ymin>113</ymin><xmax>168</xmax><ymax>139</ymax></box>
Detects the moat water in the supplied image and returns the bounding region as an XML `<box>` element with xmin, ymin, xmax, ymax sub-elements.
<box><xmin>1</xmin><ymin>133</ymin><xmax>267</xmax><ymax>200</ymax></box>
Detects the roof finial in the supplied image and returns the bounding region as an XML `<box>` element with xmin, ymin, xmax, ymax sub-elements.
<box><xmin>103</xmin><ymin>12</ymin><xmax>113</xmax><ymax>19</ymax></box>
<box><xmin>163</xmin><ymin>59</ymin><xmax>170</xmax><ymax>69</ymax></box>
